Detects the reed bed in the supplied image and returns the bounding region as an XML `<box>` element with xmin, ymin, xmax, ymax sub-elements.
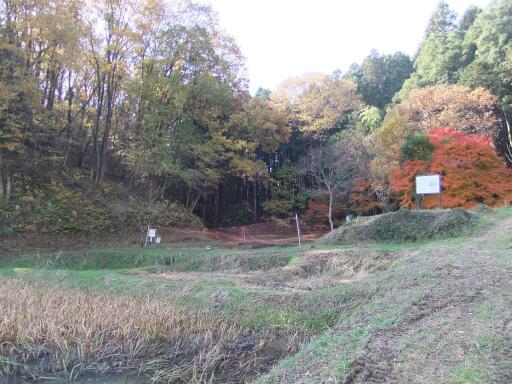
<box><xmin>0</xmin><ymin>279</ymin><xmax>301</xmax><ymax>382</ymax></box>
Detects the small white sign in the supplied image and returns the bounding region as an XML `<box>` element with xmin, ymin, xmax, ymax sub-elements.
<box><xmin>416</xmin><ymin>175</ymin><xmax>441</xmax><ymax>195</ymax></box>
<box><xmin>148</xmin><ymin>228</ymin><xmax>156</xmax><ymax>238</ymax></box>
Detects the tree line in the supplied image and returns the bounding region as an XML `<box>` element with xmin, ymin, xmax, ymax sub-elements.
<box><xmin>0</xmin><ymin>0</ymin><xmax>511</xmax><ymax>232</ymax></box>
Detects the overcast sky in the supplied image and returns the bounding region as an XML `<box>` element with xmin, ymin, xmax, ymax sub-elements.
<box><xmin>199</xmin><ymin>0</ymin><xmax>491</xmax><ymax>94</ymax></box>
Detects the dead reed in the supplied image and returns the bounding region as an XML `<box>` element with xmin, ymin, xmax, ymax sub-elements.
<box><xmin>0</xmin><ymin>279</ymin><xmax>300</xmax><ymax>382</ymax></box>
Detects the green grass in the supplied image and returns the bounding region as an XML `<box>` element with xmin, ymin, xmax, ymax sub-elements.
<box><xmin>449</xmin><ymin>359</ymin><xmax>487</xmax><ymax>384</ymax></box>
<box><xmin>2</xmin><ymin>206</ymin><xmax>511</xmax><ymax>383</ymax></box>
<box><xmin>256</xmin><ymin>208</ymin><xmax>512</xmax><ymax>383</ymax></box>
<box><xmin>1</xmin><ymin>245</ymin><xmax>302</xmax><ymax>272</ymax></box>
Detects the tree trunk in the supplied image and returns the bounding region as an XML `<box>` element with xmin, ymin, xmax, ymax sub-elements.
<box><xmin>0</xmin><ymin>152</ymin><xmax>12</xmax><ymax>206</ymax></box>
<box><xmin>91</xmin><ymin>79</ymin><xmax>105</xmax><ymax>180</ymax></box>
<box><xmin>97</xmin><ymin>71</ymin><xmax>115</xmax><ymax>182</ymax></box>
<box><xmin>0</xmin><ymin>154</ymin><xmax>4</xmax><ymax>204</ymax></box>
<box><xmin>202</xmin><ymin>195</ymin><xmax>207</xmax><ymax>222</ymax></box>
<box><xmin>328</xmin><ymin>190</ymin><xmax>334</xmax><ymax>231</ymax></box>
<box><xmin>5</xmin><ymin>174</ymin><xmax>11</xmax><ymax>204</ymax></box>
<box><xmin>246</xmin><ymin>178</ymin><xmax>249</xmax><ymax>206</ymax></box>
<box><xmin>253</xmin><ymin>179</ymin><xmax>257</xmax><ymax>222</ymax></box>
<box><xmin>63</xmin><ymin>72</ymin><xmax>74</xmax><ymax>168</ymax></box>
<box><xmin>46</xmin><ymin>67</ymin><xmax>59</xmax><ymax>112</ymax></box>
<box><xmin>214</xmin><ymin>185</ymin><xmax>219</xmax><ymax>227</ymax></box>
<box><xmin>185</xmin><ymin>186</ymin><xmax>191</xmax><ymax>208</ymax></box>
<box><xmin>505</xmin><ymin>115</ymin><xmax>512</xmax><ymax>164</ymax></box>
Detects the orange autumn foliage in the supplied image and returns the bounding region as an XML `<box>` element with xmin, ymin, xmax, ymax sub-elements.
<box><xmin>304</xmin><ymin>200</ymin><xmax>346</xmax><ymax>228</ymax></box>
<box><xmin>391</xmin><ymin>127</ymin><xmax>512</xmax><ymax>209</ymax></box>
<box><xmin>350</xmin><ymin>175</ymin><xmax>384</xmax><ymax>215</ymax></box>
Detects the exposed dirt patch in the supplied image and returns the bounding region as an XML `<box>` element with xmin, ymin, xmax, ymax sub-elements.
<box><xmin>0</xmin><ymin>221</ymin><xmax>326</xmax><ymax>260</ymax></box>
<box><xmin>212</xmin><ymin>219</ymin><xmax>327</xmax><ymax>247</ymax></box>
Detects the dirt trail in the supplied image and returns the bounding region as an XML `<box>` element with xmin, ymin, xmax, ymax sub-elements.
<box><xmin>342</xmin><ymin>216</ymin><xmax>512</xmax><ymax>383</ymax></box>
<box><xmin>468</xmin><ymin>213</ymin><xmax>512</xmax><ymax>247</ymax></box>
<box><xmin>352</xmin><ymin>217</ymin><xmax>512</xmax><ymax>383</ymax></box>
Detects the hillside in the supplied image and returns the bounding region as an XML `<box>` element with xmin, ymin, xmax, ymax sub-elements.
<box><xmin>1</xmin><ymin>207</ymin><xmax>511</xmax><ymax>382</ymax></box>
<box><xmin>1</xmin><ymin>2</ymin><xmax>512</xmax><ymax>381</ymax></box>
<box><xmin>2</xmin><ymin>0</ymin><xmax>512</xmax><ymax>234</ymax></box>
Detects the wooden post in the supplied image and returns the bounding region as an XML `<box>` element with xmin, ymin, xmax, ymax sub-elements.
<box><xmin>415</xmin><ymin>193</ymin><xmax>421</xmax><ymax>210</ymax></box>
<box><xmin>438</xmin><ymin>176</ymin><xmax>442</xmax><ymax>208</ymax></box>
<box><xmin>295</xmin><ymin>213</ymin><xmax>301</xmax><ymax>246</ymax></box>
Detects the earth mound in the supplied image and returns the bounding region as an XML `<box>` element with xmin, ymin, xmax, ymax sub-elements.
<box><xmin>317</xmin><ymin>208</ymin><xmax>478</xmax><ymax>244</ymax></box>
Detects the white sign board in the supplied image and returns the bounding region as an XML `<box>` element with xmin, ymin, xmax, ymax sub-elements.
<box><xmin>415</xmin><ymin>175</ymin><xmax>441</xmax><ymax>194</ymax></box>
<box><xmin>148</xmin><ymin>228</ymin><xmax>156</xmax><ymax>238</ymax></box>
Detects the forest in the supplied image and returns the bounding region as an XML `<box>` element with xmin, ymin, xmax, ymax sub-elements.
<box><xmin>1</xmin><ymin>0</ymin><xmax>512</xmax><ymax>234</ymax></box>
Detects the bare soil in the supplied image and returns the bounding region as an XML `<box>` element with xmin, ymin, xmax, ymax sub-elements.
<box><xmin>0</xmin><ymin>220</ymin><xmax>326</xmax><ymax>258</ymax></box>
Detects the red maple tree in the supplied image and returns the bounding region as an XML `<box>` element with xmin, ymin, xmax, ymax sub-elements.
<box><xmin>391</xmin><ymin>127</ymin><xmax>512</xmax><ymax>208</ymax></box>
<box><xmin>349</xmin><ymin>175</ymin><xmax>385</xmax><ymax>215</ymax></box>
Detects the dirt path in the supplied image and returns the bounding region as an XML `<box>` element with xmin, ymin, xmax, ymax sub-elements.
<box><xmin>468</xmin><ymin>212</ymin><xmax>512</xmax><ymax>247</ymax></box>
<box><xmin>341</xmin><ymin>216</ymin><xmax>512</xmax><ymax>383</ymax></box>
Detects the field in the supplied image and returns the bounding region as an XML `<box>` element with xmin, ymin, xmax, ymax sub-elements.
<box><xmin>1</xmin><ymin>208</ymin><xmax>512</xmax><ymax>383</ymax></box>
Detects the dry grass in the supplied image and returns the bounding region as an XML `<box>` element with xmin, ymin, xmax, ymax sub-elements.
<box><xmin>244</xmin><ymin>248</ymin><xmax>399</xmax><ymax>291</ymax></box>
<box><xmin>0</xmin><ymin>279</ymin><xmax>299</xmax><ymax>383</ymax></box>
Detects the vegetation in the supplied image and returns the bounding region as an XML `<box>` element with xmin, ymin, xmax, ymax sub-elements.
<box><xmin>258</xmin><ymin>208</ymin><xmax>512</xmax><ymax>383</ymax></box>
<box><xmin>0</xmin><ymin>279</ymin><xmax>288</xmax><ymax>383</ymax></box>
<box><xmin>1</xmin><ymin>206</ymin><xmax>511</xmax><ymax>382</ymax></box>
<box><xmin>391</xmin><ymin>128</ymin><xmax>512</xmax><ymax>208</ymax></box>
<box><xmin>298</xmin><ymin>130</ymin><xmax>368</xmax><ymax>230</ymax></box>
<box><xmin>0</xmin><ymin>0</ymin><xmax>511</xmax><ymax>232</ymax></box>
<box><xmin>317</xmin><ymin>207</ymin><xmax>478</xmax><ymax>244</ymax></box>
<box><xmin>1</xmin><ymin>0</ymin><xmax>512</xmax><ymax>380</ymax></box>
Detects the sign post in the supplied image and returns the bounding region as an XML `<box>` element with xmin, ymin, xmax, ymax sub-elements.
<box><xmin>415</xmin><ymin>174</ymin><xmax>442</xmax><ymax>209</ymax></box>
<box><xmin>145</xmin><ymin>227</ymin><xmax>157</xmax><ymax>247</ymax></box>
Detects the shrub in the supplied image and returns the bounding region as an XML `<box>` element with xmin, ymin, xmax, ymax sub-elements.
<box><xmin>304</xmin><ymin>200</ymin><xmax>346</xmax><ymax>228</ymax></box>
<box><xmin>2</xmin><ymin>180</ymin><xmax>202</xmax><ymax>235</ymax></box>
<box><xmin>349</xmin><ymin>176</ymin><xmax>385</xmax><ymax>215</ymax></box>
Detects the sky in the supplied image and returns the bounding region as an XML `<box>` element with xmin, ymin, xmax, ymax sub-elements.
<box><xmin>199</xmin><ymin>0</ymin><xmax>491</xmax><ymax>94</ymax></box>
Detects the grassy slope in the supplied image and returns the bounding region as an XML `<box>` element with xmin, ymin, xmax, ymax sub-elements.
<box><xmin>317</xmin><ymin>207</ymin><xmax>479</xmax><ymax>244</ymax></box>
<box><xmin>0</xmin><ymin>207</ymin><xmax>511</xmax><ymax>383</ymax></box>
<box><xmin>256</xmin><ymin>208</ymin><xmax>512</xmax><ymax>383</ymax></box>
